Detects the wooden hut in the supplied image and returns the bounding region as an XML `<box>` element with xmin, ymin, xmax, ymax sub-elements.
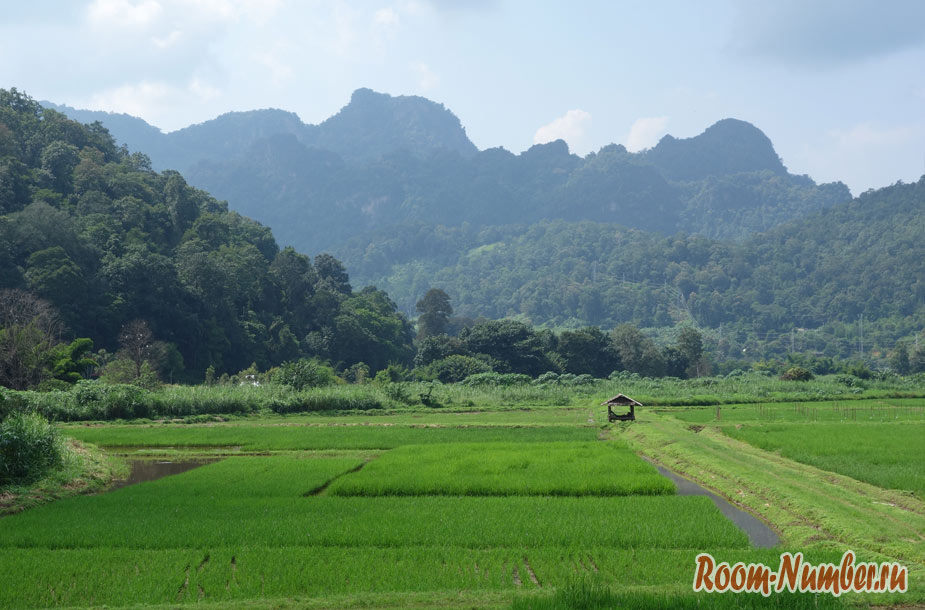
<box><xmin>602</xmin><ymin>394</ymin><xmax>642</xmax><ymax>422</ymax></box>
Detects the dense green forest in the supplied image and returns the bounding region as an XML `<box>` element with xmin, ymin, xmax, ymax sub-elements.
<box><xmin>46</xmin><ymin>90</ymin><xmax>850</xmax><ymax>254</ymax></box>
<box><xmin>0</xmin><ymin>88</ymin><xmax>414</xmax><ymax>384</ymax></box>
<box><xmin>337</xmin><ymin>176</ymin><xmax>925</xmax><ymax>364</ymax></box>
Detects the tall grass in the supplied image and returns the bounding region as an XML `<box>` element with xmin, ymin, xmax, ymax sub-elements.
<box><xmin>0</xmin><ymin>412</ymin><xmax>63</xmax><ymax>486</ymax></box>
<box><xmin>5</xmin><ymin>371</ymin><xmax>924</xmax><ymax>423</ymax></box>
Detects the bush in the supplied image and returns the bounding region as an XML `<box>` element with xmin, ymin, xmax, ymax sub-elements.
<box><xmin>272</xmin><ymin>358</ymin><xmax>335</xmax><ymax>391</ymax></box>
<box><xmin>780</xmin><ymin>367</ymin><xmax>814</xmax><ymax>382</ymax></box>
<box><xmin>428</xmin><ymin>354</ymin><xmax>492</xmax><ymax>383</ymax></box>
<box><xmin>0</xmin><ymin>412</ymin><xmax>64</xmax><ymax>486</ymax></box>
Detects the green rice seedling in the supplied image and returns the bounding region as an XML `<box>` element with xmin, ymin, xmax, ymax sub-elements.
<box><xmin>328</xmin><ymin>441</ymin><xmax>674</xmax><ymax>497</ymax></box>
<box><xmin>118</xmin><ymin>455</ymin><xmax>365</xmax><ymax>498</ymax></box>
<box><xmin>0</xmin><ymin>547</ymin><xmax>857</xmax><ymax>609</ymax></box>
<box><xmin>0</xmin><ymin>494</ymin><xmax>748</xmax><ymax>551</ymax></box>
<box><xmin>509</xmin><ymin>577</ymin><xmax>846</xmax><ymax>610</ymax></box>
<box><xmin>671</xmin><ymin>399</ymin><xmax>925</xmax><ymax>425</ymax></box>
<box><xmin>725</xmin><ymin>422</ymin><xmax>925</xmax><ymax>496</ymax></box>
<box><xmin>61</xmin><ymin>423</ymin><xmax>597</xmax><ymax>449</ymax></box>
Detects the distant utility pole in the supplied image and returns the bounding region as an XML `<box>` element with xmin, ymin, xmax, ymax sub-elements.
<box><xmin>790</xmin><ymin>328</ymin><xmax>795</xmax><ymax>354</ymax></box>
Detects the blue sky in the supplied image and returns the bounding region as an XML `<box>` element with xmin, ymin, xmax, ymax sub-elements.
<box><xmin>2</xmin><ymin>0</ymin><xmax>924</xmax><ymax>194</ymax></box>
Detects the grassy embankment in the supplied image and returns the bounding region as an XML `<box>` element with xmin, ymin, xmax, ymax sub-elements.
<box><xmin>618</xmin><ymin>401</ymin><xmax>925</xmax><ymax>607</ymax></box>
<box><xmin>0</xmin><ymin>438</ymin><xmax>124</xmax><ymax>516</ymax></box>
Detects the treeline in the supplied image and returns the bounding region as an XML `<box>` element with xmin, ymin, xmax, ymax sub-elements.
<box><xmin>0</xmin><ymin>88</ymin><xmax>413</xmax><ymax>387</ymax></box>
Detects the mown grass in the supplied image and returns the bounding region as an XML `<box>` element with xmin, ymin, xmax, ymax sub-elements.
<box><xmin>61</xmin><ymin>423</ymin><xmax>598</xmax><ymax>449</ymax></box>
<box><xmin>724</xmin><ymin>421</ymin><xmax>925</xmax><ymax>496</ymax></box>
<box><xmin>328</xmin><ymin>441</ymin><xmax>673</xmax><ymax>497</ymax></box>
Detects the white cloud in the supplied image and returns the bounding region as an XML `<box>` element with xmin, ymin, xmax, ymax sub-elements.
<box><xmin>412</xmin><ymin>62</ymin><xmax>438</xmax><ymax>91</ymax></box>
<box><xmin>87</xmin><ymin>0</ymin><xmax>163</xmax><ymax>28</ymax></box>
<box><xmin>533</xmin><ymin>109</ymin><xmax>592</xmax><ymax>153</ymax></box>
<box><xmin>83</xmin><ymin>79</ymin><xmax>223</xmax><ymax>130</ymax></box>
<box><xmin>374</xmin><ymin>7</ymin><xmax>400</xmax><ymax>28</ymax></box>
<box><xmin>257</xmin><ymin>46</ymin><xmax>294</xmax><ymax>84</ymax></box>
<box><xmin>625</xmin><ymin>116</ymin><xmax>668</xmax><ymax>152</ymax></box>
<box><xmin>795</xmin><ymin>121</ymin><xmax>925</xmax><ymax>193</ymax></box>
<box><xmin>151</xmin><ymin>28</ymin><xmax>181</xmax><ymax>48</ymax></box>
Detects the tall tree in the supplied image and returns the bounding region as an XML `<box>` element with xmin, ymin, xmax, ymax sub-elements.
<box><xmin>416</xmin><ymin>288</ymin><xmax>453</xmax><ymax>338</ymax></box>
<box><xmin>0</xmin><ymin>289</ymin><xmax>63</xmax><ymax>390</ymax></box>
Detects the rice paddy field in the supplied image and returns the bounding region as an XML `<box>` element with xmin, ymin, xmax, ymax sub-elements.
<box><xmin>2</xmin><ymin>396</ymin><xmax>923</xmax><ymax>608</ymax></box>
<box><xmin>670</xmin><ymin>399</ymin><xmax>925</xmax><ymax>496</ymax></box>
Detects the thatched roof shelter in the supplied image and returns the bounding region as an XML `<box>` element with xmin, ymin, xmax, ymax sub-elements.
<box><xmin>602</xmin><ymin>394</ymin><xmax>641</xmax><ymax>422</ymax></box>
<box><xmin>601</xmin><ymin>394</ymin><xmax>643</xmax><ymax>407</ymax></box>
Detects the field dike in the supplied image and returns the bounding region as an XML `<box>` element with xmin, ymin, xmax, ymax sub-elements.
<box><xmin>618</xmin><ymin>410</ymin><xmax>925</xmax><ymax>601</ymax></box>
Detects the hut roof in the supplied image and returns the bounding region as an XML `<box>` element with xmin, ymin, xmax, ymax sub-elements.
<box><xmin>601</xmin><ymin>394</ymin><xmax>643</xmax><ymax>407</ymax></box>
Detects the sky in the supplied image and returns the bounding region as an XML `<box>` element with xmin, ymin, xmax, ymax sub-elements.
<box><xmin>2</xmin><ymin>0</ymin><xmax>924</xmax><ymax>194</ymax></box>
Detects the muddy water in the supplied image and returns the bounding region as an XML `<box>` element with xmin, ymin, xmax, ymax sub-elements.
<box><xmin>650</xmin><ymin>461</ymin><xmax>781</xmax><ymax>548</ymax></box>
<box><xmin>109</xmin><ymin>459</ymin><xmax>218</xmax><ymax>491</ymax></box>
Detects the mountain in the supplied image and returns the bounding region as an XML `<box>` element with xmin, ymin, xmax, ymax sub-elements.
<box><xmin>643</xmin><ymin>118</ymin><xmax>786</xmax><ymax>182</ymax></box>
<box><xmin>305</xmin><ymin>88</ymin><xmax>478</xmax><ymax>162</ymax></box>
<box><xmin>46</xmin><ymin>90</ymin><xmax>850</xmax><ymax>252</ymax></box>
<box><xmin>44</xmin><ymin>89</ymin><xmax>476</xmax><ymax>173</ymax></box>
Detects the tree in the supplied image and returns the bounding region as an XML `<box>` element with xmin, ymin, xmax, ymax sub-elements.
<box><xmin>117</xmin><ymin>319</ymin><xmax>156</xmax><ymax>379</ymax></box>
<box><xmin>889</xmin><ymin>342</ymin><xmax>911</xmax><ymax>375</ymax></box>
<box><xmin>610</xmin><ymin>323</ymin><xmax>664</xmax><ymax>377</ymax></box>
<box><xmin>0</xmin><ymin>289</ymin><xmax>63</xmax><ymax>390</ymax></box>
<box><xmin>556</xmin><ymin>327</ymin><xmax>619</xmax><ymax>377</ymax></box>
<box><xmin>677</xmin><ymin>326</ymin><xmax>705</xmax><ymax>377</ymax></box>
<box><xmin>416</xmin><ymin>288</ymin><xmax>453</xmax><ymax>338</ymax></box>
<box><xmin>314</xmin><ymin>253</ymin><xmax>352</xmax><ymax>295</ymax></box>
<box><xmin>459</xmin><ymin>319</ymin><xmax>553</xmax><ymax>377</ymax></box>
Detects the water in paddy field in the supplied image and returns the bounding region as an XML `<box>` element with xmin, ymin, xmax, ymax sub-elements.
<box><xmin>648</xmin><ymin>461</ymin><xmax>781</xmax><ymax>548</ymax></box>
<box><xmin>109</xmin><ymin>458</ymin><xmax>219</xmax><ymax>491</ymax></box>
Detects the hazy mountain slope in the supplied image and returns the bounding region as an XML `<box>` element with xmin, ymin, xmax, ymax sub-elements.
<box><xmin>335</xmin><ymin>177</ymin><xmax>925</xmax><ymax>357</ymax></box>
<box><xmin>46</xmin><ymin>90</ymin><xmax>850</xmax><ymax>251</ymax></box>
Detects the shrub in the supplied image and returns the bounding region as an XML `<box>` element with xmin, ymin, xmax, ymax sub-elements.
<box><xmin>780</xmin><ymin>367</ymin><xmax>814</xmax><ymax>382</ymax></box>
<box><xmin>0</xmin><ymin>412</ymin><xmax>64</xmax><ymax>486</ymax></box>
<box><xmin>428</xmin><ymin>354</ymin><xmax>492</xmax><ymax>383</ymax></box>
<box><xmin>272</xmin><ymin>358</ymin><xmax>335</xmax><ymax>391</ymax></box>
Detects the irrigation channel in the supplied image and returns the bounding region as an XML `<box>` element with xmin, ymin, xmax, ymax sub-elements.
<box><xmin>647</xmin><ymin>460</ymin><xmax>780</xmax><ymax>548</ymax></box>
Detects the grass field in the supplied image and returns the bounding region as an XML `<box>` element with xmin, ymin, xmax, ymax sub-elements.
<box><xmin>328</xmin><ymin>441</ymin><xmax>674</xmax><ymax>497</ymax></box>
